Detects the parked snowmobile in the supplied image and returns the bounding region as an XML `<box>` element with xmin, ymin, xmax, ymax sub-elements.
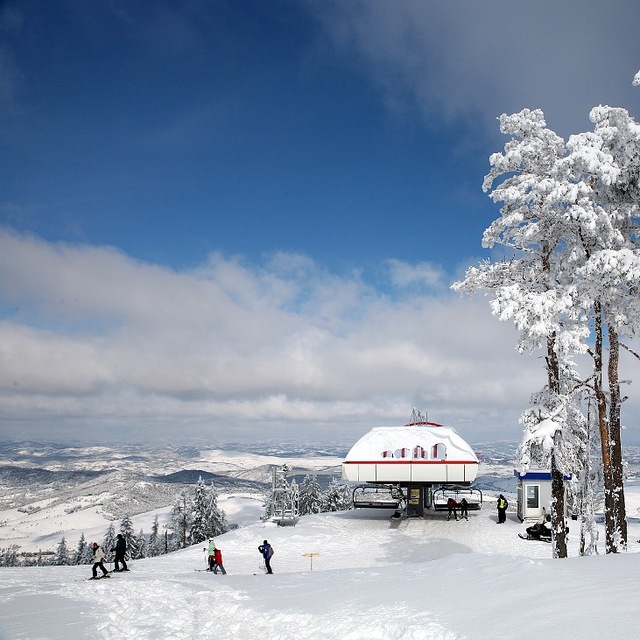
<box><xmin>519</xmin><ymin>521</ymin><xmax>552</xmax><ymax>543</ymax></box>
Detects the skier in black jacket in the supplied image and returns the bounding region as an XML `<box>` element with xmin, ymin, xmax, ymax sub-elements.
<box><xmin>112</xmin><ymin>534</ymin><xmax>129</xmax><ymax>572</ymax></box>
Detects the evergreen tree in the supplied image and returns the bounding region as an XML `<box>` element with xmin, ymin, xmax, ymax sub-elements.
<box><xmin>53</xmin><ymin>537</ymin><xmax>70</xmax><ymax>566</ymax></box>
<box><xmin>454</xmin><ymin>105</ymin><xmax>640</xmax><ymax>554</ymax></box>
<box><xmin>322</xmin><ymin>478</ymin><xmax>352</xmax><ymax>512</ymax></box>
<box><xmin>171</xmin><ymin>490</ymin><xmax>192</xmax><ymax>548</ymax></box>
<box><xmin>119</xmin><ymin>513</ymin><xmax>139</xmax><ymax>559</ymax></box>
<box><xmin>205</xmin><ymin>482</ymin><xmax>229</xmax><ymax>537</ymax></box>
<box><xmin>135</xmin><ymin>529</ymin><xmax>147</xmax><ymax>559</ymax></box>
<box><xmin>73</xmin><ymin>532</ymin><xmax>92</xmax><ymax>565</ymax></box>
<box><xmin>102</xmin><ymin>522</ymin><xmax>117</xmax><ymax>562</ymax></box>
<box><xmin>190</xmin><ymin>476</ymin><xmax>209</xmax><ymax>544</ymax></box>
<box><xmin>148</xmin><ymin>514</ymin><xmax>163</xmax><ymax>557</ymax></box>
<box><xmin>0</xmin><ymin>545</ymin><xmax>20</xmax><ymax>567</ymax></box>
<box><xmin>299</xmin><ymin>475</ymin><xmax>323</xmax><ymax>515</ymax></box>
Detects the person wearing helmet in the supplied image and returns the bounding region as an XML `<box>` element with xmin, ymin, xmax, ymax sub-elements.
<box><xmin>90</xmin><ymin>542</ymin><xmax>110</xmax><ymax>579</ymax></box>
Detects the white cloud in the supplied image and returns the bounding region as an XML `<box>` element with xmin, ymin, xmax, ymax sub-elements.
<box><xmin>3</xmin><ymin>228</ymin><xmax>635</xmax><ymax>446</ymax></box>
<box><xmin>311</xmin><ymin>1</ymin><xmax>640</xmax><ymax>137</ymax></box>
<box><xmin>385</xmin><ymin>258</ymin><xmax>445</xmax><ymax>289</ymax></box>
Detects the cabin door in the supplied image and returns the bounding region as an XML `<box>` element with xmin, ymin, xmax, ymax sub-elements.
<box><xmin>406</xmin><ymin>486</ymin><xmax>425</xmax><ymax>517</ymax></box>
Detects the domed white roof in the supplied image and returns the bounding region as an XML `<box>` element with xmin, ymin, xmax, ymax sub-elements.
<box><xmin>344</xmin><ymin>424</ymin><xmax>478</xmax><ymax>462</ymax></box>
<box><xmin>342</xmin><ymin>423</ymin><xmax>478</xmax><ymax>484</ymax></box>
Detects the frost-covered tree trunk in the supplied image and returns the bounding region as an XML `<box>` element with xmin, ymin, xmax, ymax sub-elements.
<box><xmin>546</xmin><ymin>330</ymin><xmax>568</xmax><ymax>559</ymax></box>
<box><xmin>607</xmin><ymin>326</ymin><xmax>627</xmax><ymax>549</ymax></box>
<box><xmin>578</xmin><ymin>410</ymin><xmax>601</xmax><ymax>557</ymax></box>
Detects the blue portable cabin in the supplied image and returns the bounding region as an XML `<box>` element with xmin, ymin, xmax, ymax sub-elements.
<box><xmin>514</xmin><ymin>469</ymin><xmax>569</xmax><ymax>522</ymax></box>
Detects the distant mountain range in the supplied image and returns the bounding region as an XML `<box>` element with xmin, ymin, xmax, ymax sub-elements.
<box><xmin>2</xmin><ymin>439</ymin><xmax>639</xmax><ymax>553</ymax></box>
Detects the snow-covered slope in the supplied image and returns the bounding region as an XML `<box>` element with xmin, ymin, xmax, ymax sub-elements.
<box><xmin>2</xmin><ymin>494</ymin><xmax>640</xmax><ymax>640</ymax></box>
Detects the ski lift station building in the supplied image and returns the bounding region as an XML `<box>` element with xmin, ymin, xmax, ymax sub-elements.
<box><xmin>341</xmin><ymin>422</ymin><xmax>480</xmax><ymax>517</ymax></box>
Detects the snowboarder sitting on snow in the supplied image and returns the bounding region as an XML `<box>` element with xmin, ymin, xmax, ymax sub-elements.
<box><xmin>459</xmin><ymin>497</ymin><xmax>469</xmax><ymax>520</ymax></box>
<box><xmin>213</xmin><ymin>547</ymin><xmax>226</xmax><ymax>575</ymax></box>
<box><xmin>90</xmin><ymin>542</ymin><xmax>110</xmax><ymax>579</ymax></box>
<box><xmin>112</xmin><ymin>533</ymin><xmax>129</xmax><ymax>572</ymax></box>
<box><xmin>258</xmin><ymin>540</ymin><xmax>274</xmax><ymax>574</ymax></box>
<box><xmin>446</xmin><ymin>497</ymin><xmax>458</xmax><ymax>521</ymax></box>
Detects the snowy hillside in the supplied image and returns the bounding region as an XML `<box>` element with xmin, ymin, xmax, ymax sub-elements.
<box><xmin>2</xmin><ymin>494</ymin><xmax>640</xmax><ymax>640</ymax></box>
<box><xmin>0</xmin><ymin>443</ymin><xmax>343</xmax><ymax>553</ymax></box>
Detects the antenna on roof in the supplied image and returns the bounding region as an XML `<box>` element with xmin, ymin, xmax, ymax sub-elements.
<box><xmin>406</xmin><ymin>408</ymin><xmax>443</xmax><ymax>427</ymax></box>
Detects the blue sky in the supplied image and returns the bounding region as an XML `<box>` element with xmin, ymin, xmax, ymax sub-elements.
<box><xmin>1</xmin><ymin>0</ymin><xmax>640</xmax><ymax>446</ymax></box>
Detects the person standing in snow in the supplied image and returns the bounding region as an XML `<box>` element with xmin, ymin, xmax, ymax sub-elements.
<box><xmin>459</xmin><ymin>498</ymin><xmax>469</xmax><ymax>520</ymax></box>
<box><xmin>497</xmin><ymin>494</ymin><xmax>508</xmax><ymax>524</ymax></box>
<box><xmin>258</xmin><ymin>540</ymin><xmax>274</xmax><ymax>574</ymax></box>
<box><xmin>90</xmin><ymin>542</ymin><xmax>110</xmax><ymax>579</ymax></box>
<box><xmin>213</xmin><ymin>547</ymin><xmax>227</xmax><ymax>575</ymax></box>
<box><xmin>446</xmin><ymin>497</ymin><xmax>458</xmax><ymax>521</ymax></box>
<box><xmin>206</xmin><ymin>538</ymin><xmax>217</xmax><ymax>572</ymax></box>
<box><xmin>112</xmin><ymin>533</ymin><xmax>129</xmax><ymax>572</ymax></box>
<box><xmin>539</xmin><ymin>507</ymin><xmax>548</xmax><ymax>524</ymax></box>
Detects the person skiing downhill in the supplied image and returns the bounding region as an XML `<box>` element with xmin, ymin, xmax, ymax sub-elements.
<box><xmin>258</xmin><ymin>540</ymin><xmax>274</xmax><ymax>574</ymax></box>
<box><xmin>90</xmin><ymin>542</ymin><xmax>110</xmax><ymax>579</ymax></box>
<box><xmin>112</xmin><ymin>533</ymin><xmax>129</xmax><ymax>572</ymax></box>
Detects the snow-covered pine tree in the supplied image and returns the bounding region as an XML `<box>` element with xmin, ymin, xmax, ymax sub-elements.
<box><xmin>557</xmin><ymin>105</ymin><xmax>640</xmax><ymax>551</ymax></box>
<box><xmin>119</xmin><ymin>513</ymin><xmax>139</xmax><ymax>559</ymax></box>
<box><xmin>171</xmin><ymin>490</ymin><xmax>192</xmax><ymax>549</ymax></box>
<box><xmin>0</xmin><ymin>545</ymin><xmax>20</xmax><ymax>567</ymax></box>
<box><xmin>454</xmin><ymin>104</ymin><xmax>640</xmax><ymax>554</ymax></box>
<box><xmin>147</xmin><ymin>514</ymin><xmax>163</xmax><ymax>557</ymax></box>
<box><xmin>53</xmin><ymin>536</ymin><xmax>70</xmax><ymax>566</ymax></box>
<box><xmin>322</xmin><ymin>477</ymin><xmax>352</xmax><ymax>512</ymax></box>
<box><xmin>73</xmin><ymin>532</ymin><xmax>92</xmax><ymax>565</ymax></box>
<box><xmin>102</xmin><ymin>522</ymin><xmax>117</xmax><ymax>562</ymax></box>
<box><xmin>204</xmin><ymin>481</ymin><xmax>229</xmax><ymax>537</ymax></box>
<box><xmin>453</xmin><ymin>108</ymin><xmax>579</xmax><ymax>557</ymax></box>
<box><xmin>135</xmin><ymin>529</ymin><xmax>147</xmax><ymax>559</ymax></box>
<box><xmin>299</xmin><ymin>474</ymin><xmax>323</xmax><ymax>515</ymax></box>
<box><xmin>190</xmin><ymin>476</ymin><xmax>209</xmax><ymax>544</ymax></box>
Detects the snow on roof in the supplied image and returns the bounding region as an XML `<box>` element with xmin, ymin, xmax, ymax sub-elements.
<box><xmin>343</xmin><ymin>425</ymin><xmax>478</xmax><ymax>461</ymax></box>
